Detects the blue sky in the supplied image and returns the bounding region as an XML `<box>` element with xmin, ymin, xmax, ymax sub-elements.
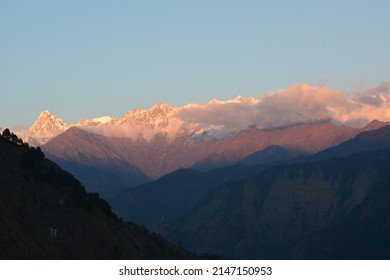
<box><xmin>1</xmin><ymin>0</ymin><xmax>389</xmax><ymax>127</ymax></box>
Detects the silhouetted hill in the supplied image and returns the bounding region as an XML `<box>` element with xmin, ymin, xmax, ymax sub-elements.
<box><xmin>0</xmin><ymin>132</ymin><xmax>191</xmax><ymax>259</ymax></box>
<box><xmin>167</xmin><ymin>149</ymin><xmax>390</xmax><ymax>259</ymax></box>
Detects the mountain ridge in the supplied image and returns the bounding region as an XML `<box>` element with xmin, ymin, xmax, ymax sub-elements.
<box><xmin>43</xmin><ymin>121</ymin><xmax>374</xmax><ymax>179</ymax></box>
<box><xmin>41</xmin><ymin>121</ymin><xmax>389</xmax><ymax>200</ymax></box>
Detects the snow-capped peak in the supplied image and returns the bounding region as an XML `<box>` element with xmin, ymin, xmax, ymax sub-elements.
<box><xmin>149</xmin><ymin>102</ymin><xmax>174</xmax><ymax>113</ymax></box>
<box><xmin>206</xmin><ymin>96</ymin><xmax>260</xmax><ymax>106</ymax></box>
<box><xmin>116</xmin><ymin>102</ymin><xmax>176</xmax><ymax>128</ymax></box>
<box><xmin>22</xmin><ymin>96</ymin><xmax>263</xmax><ymax>145</ymax></box>
<box><xmin>40</xmin><ymin>109</ymin><xmax>51</xmax><ymax>116</ymax></box>
<box><xmin>77</xmin><ymin>116</ymin><xmax>115</xmax><ymax>126</ymax></box>
<box><xmin>92</xmin><ymin>116</ymin><xmax>114</xmax><ymax>124</ymax></box>
<box><xmin>27</xmin><ymin>110</ymin><xmax>72</xmax><ymax>145</ymax></box>
<box><xmin>30</xmin><ymin>110</ymin><xmax>70</xmax><ymax>134</ymax></box>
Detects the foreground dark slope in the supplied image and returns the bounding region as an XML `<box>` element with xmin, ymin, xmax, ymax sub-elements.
<box><xmin>0</xmin><ymin>135</ymin><xmax>191</xmax><ymax>259</ymax></box>
<box><xmin>167</xmin><ymin>149</ymin><xmax>390</xmax><ymax>259</ymax></box>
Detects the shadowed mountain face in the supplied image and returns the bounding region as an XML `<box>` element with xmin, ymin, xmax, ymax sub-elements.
<box><xmin>289</xmin><ymin>176</ymin><xmax>390</xmax><ymax>259</ymax></box>
<box><xmin>46</xmin><ymin>156</ymin><xmax>150</xmax><ymax>200</ymax></box>
<box><xmin>167</xmin><ymin>149</ymin><xmax>390</xmax><ymax>259</ymax></box>
<box><xmin>42</xmin><ymin>127</ymin><xmax>151</xmax><ymax>199</ymax></box>
<box><xmin>0</xmin><ymin>135</ymin><xmax>191</xmax><ymax>260</ymax></box>
<box><xmin>237</xmin><ymin>145</ymin><xmax>306</xmax><ymax>166</ymax></box>
<box><xmin>110</xmin><ymin>164</ymin><xmax>270</xmax><ymax>234</ymax></box>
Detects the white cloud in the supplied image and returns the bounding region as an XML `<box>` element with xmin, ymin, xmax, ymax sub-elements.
<box><xmin>80</xmin><ymin>117</ymin><xmax>187</xmax><ymax>141</ymax></box>
<box><xmin>174</xmin><ymin>81</ymin><xmax>390</xmax><ymax>136</ymax></box>
<box><xmin>354</xmin><ymin>81</ymin><xmax>390</xmax><ymax>106</ymax></box>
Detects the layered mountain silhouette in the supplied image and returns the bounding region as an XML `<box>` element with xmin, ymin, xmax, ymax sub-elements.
<box><xmin>8</xmin><ymin>101</ymin><xmax>390</xmax><ymax>260</ymax></box>
<box><xmin>42</xmin><ymin>121</ymin><xmax>387</xmax><ymax>199</ymax></box>
<box><xmin>110</xmin><ymin>164</ymin><xmax>269</xmax><ymax>234</ymax></box>
<box><xmin>14</xmin><ymin>102</ymin><xmax>388</xmax><ymax>201</ymax></box>
<box><xmin>111</xmin><ymin>125</ymin><xmax>390</xmax><ymax>259</ymax></box>
<box><xmin>0</xmin><ymin>131</ymin><xmax>191</xmax><ymax>259</ymax></box>
<box><xmin>294</xmin><ymin>123</ymin><xmax>390</xmax><ymax>163</ymax></box>
<box><xmin>167</xmin><ymin>149</ymin><xmax>390</xmax><ymax>259</ymax></box>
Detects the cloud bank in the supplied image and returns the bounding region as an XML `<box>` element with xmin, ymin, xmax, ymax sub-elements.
<box><xmin>174</xmin><ymin>81</ymin><xmax>390</xmax><ymax>135</ymax></box>
<box><xmin>18</xmin><ymin>80</ymin><xmax>390</xmax><ymax>143</ymax></box>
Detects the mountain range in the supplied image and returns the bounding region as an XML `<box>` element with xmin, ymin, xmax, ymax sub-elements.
<box><xmin>167</xmin><ymin>149</ymin><xmax>390</xmax><ymax>259</ymax></box>
<box><xmin>42</xmin><ymin>119</ymin><xmax>388</xmax><ymax>199</ymax></box>
<box><xmin>3</xmin><ymin>97</ymin><xmax>390</xmax><ymax>259</ymax></box>
<box><xmin>108</xmin><ymin>124</ymin><xmax>390</xmax><ymax>259</ymax></box>
<box><xmin>12</xmin><ymin>100</ymin><xmax>389</xmax><ymax>200</ymax></box>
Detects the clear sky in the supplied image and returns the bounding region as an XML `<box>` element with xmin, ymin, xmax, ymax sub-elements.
<box><xmin>1</xmin><ymin>0</ymin><xmax>389</xmax><ymax>127</ymax></box>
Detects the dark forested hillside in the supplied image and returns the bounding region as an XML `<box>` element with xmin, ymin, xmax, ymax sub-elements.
<box><xmin>0</xmin><ymin>131</ymin><xmax>191</xmax><ymax>259</ymax></box>
<box><xmin>289</xmin><ymin>176</ymin><xmax>390</xmax><ymax>259</ymax></box>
